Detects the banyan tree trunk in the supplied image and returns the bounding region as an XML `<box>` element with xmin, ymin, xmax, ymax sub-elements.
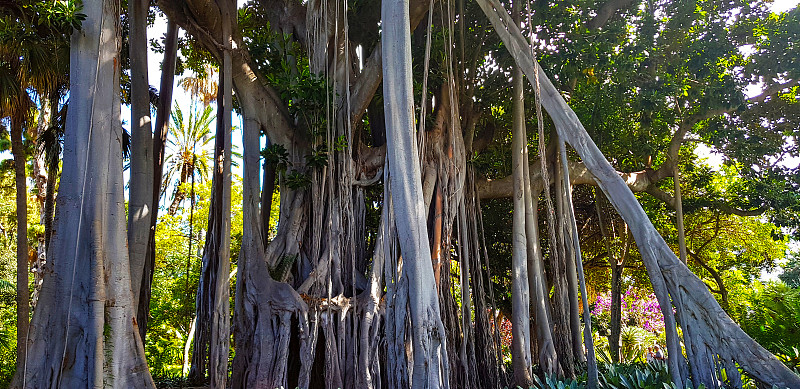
<box><xmin>127</xmin><ymin>0</ymin><xmax>155</xmax><ymax>322</ymax></box>
<box><xmin>556</xmin><ymin>146</ymin><xmax>584</xmax><ymax>364</ymax></box>
<box><xmin>382</xmin><ymin>0</ymin><xmax>449</xmax><ymax>386</ymax></box>
<box><xmin>510</xmin><ymin>60</ymin><xmax>533</xmax><ymax>387</ymax></box>
<box><xmin>476</xmin><ymin>0</ymin><xmax>800</xmax><ymax>386</ymax></box>
<box><xmin>11</xmin><ymin>1</ymin><xmax>155</xmax><ymax>386</ymax></box>
<box><xmin>559</xmin><ymin>139</ymin><xmax>598</xmax><ymax>388</ymax></box>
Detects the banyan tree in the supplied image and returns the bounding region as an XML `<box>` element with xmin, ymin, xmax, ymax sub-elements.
<box><xmin>12</xmin><ymin>0</ymin><xmax>800</xmax><ymax>388</ymax></box>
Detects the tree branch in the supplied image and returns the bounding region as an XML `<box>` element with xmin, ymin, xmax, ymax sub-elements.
<box><xmin>586</xmin><ymin>0</ymin><xmax>635</xmax><ymax>30</ymax></box>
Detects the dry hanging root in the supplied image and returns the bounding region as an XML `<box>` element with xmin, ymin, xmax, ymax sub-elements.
<box><xmin>475</xmin><ymin>0</ymin><xmax>800</xmax><ymax>387</ymax></box>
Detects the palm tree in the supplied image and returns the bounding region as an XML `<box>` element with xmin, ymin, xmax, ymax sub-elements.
<box><xmin>164</xmin><ymin>103</ymin><xmax>215</xmax><ymax>215</ymax></box>
<box><xmin>0</xmin><ymin>48</ymin><xmax>34</xmax><ymax>373</ymax></box>
<box><xmin>179</xmin><ymin>64</ymin><xmax>218</xmax><ymax>108</ymax></box>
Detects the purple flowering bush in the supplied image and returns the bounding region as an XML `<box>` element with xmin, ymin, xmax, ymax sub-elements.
<box><xmin>591</xmin><ymin>287</ymin><xmax>666</xmax><ymax>334</ymax></box>
<box><xmin>590</xmin><ymin>287</ymin><xmax>671</xmax><ymax>363</ymax></box>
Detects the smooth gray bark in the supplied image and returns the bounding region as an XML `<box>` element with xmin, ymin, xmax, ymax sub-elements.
<box><xmin>674</xmin><ymin>162</ymin><xmax>688</xmax><ymax>264</ymax></box>
<box><xmin>211</xmin><ymin>1</ymin><xmax>233</xmax><ymax>384</ymax></box>
<box><xmin>127</xmin><ymin>0</ymin><xmax>154</xmax><ymax>313</ymax></box>
<box><xmin>524</xmin><ymin>193</ymin><xmax>558</xmax><ymax>374</ymax></box>
<box><xmin>556</xmin><ymin>151</ymin><xmax>583</xmax><ymax>363</ymax></box>
<box><xmin>476</xmin><ymin>0</ymin><xmax>800</xmax><ymax>386</ymax></box>
<box><xmin>510</xmin><ymin>66</ymin><xmax>533</xmax><ymax>387</ymax></box>
<box><xmin>559</xmin><ymin>140</ymin><xmax>598</xmax><ymax>388</ymax></box>
<box><xmin>12</xmin><ymin>1</ymin><xmax>155</xmax><ymax>386</ymax></box>
<box><xmin>382</xmin><ymin>0</ymin><xmax>449</xmax><ymax>386</ymax></box>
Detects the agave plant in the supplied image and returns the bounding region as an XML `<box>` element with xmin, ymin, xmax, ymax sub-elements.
<box><xmin>531</xmin><ymin>374</ymin><xmax>585</xmax><ymax>389</ymax></box>
<box><xmin>619</xmin><ymin>326</ymin><xmax>659</xmax><ymax>363</ymax></box>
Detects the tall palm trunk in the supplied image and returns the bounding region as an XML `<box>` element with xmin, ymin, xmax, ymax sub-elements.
<box><xmin>32</xmin><ymin>100</ymin><xmax>50</xmax><ymax>308</ymax></box>
<box><xmin>43</xmin><ymin>151</ymin><xmax>58</xmax><ymax>251</ymax></box>
<box><xmin>11</xmin><ymin>120</ymin><xmax>29</xmax><ymax>372</ymax></box>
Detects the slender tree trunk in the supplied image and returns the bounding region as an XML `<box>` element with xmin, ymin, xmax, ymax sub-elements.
<box><xmin>32</xmin><ymin>100</ymin><xmax>50</xmax><ymax>308</ymax></box>
<box><xmin>559</xmin><ymin>139</ymin><xmax>598</xmax><ymax>388</ymax></box>
<box><xmin>189</xmin><ymin>15</ymin><xmax>233</xmax><ymax>382</ymax></box>
<box><xmin>183</xmin><ymin>316</ymin><xmax>197</xmax><ymax>378</ymax></box>
<box><xmin>525</xmin><ymin>193</ymin><xmax>558</xmax><ymax>374</ymax></box>
<box><xmin>43</xmin><ymin>152</ymin><xmax>58</xmax><ymax>252</ymax></box>
<box><xmin>510</xmin><ymin>60</ymin><xmax>533</xmax><ymax>387</ymax></box>
<box><xmin>595</xmin><ymin>191</ymin><xmax>627</xmax><ymax>363</ymax></box>
<box><xmin>211</xmin><ymin>3</ymin><xmax>233</xmax><ymax>384</ymax></box>
<box><xmin>382</xmin><ymin>0</ymin><xmax>449</xmax><ymax>386</ymax></box>
<box><xmin>11</xmin><ymin>120</ymin><xmax>29</xmax><ymax>373</ymax></box>
<box><xmin>12</xmin><ymin>0</ymin><xmax>155</xmax><ymax>385</ymax></box>
<box><xmin>556</xmin><ymin>153</ymin><xmax>583</xmax><ymax>363</ymax></box>
<box><xmin>431</xmin><ymin>183</ymin><xmax>444</xmax><ymax>290</ymax></box>
<box><xmin>128</xmin><ymin>0</ymin><xmax>154</xmax><ymax>314</ymax></box>
<box><xmin>260</xmin><ymin>140</ymin><xmax>276</xmax><ymax>247</ymax></box>
<box><xmin>674</xmin><ymin>162</ymin><xmax>688</xmax><ymax>264</ymax></box>
<box><xmin>140</xmin><ymin>20</ymin><xmax>179</xmax><ymax>341</ymax></box>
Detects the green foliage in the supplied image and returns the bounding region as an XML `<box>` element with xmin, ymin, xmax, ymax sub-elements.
<box><xmin>599</xmin><ymin>361</ymin><xmax>672</xmax><ymax>389</ymax></box>
<box><xmin>239</xmin><ymin>6</ymin><xmax>330</xmax><ymax>138</ymax></box>
<box><xmin>0</xmin><ymin>164</ymin><xmax>41</xmax><ymax>385</ymax></box>
<box><xmin>735</xmin><ymin>281</ymin><xmax>800</xmax><ymax>370</ymax></box>
<box><xmin>146</xmin><ymin>177</ymin><xmax>244</xmax><ymax>376</ymax></box>
<box><xmin>261</xmin><ymin>143</ymin><xmax>290</xmax><ymax>172</ymax></box>
<box><xmin>524</xmin><ymin>362</ymin><xmax>707</xmax><ymax>389</ymax></box>
<box><xmin>595</xmin><ymin>327</ymin><xmax>660</xmax><ymax>364</ymax></box>
<box><xmin>305</xmin><ymin>144</ymin><xmax>329</xmax><ymax>169</ymax></box>
<box><xmin>270</xmin><ymin>254</ymin><xmax>297</xmax><ymax>282</ymax></box>
<box><xmin>531</xmin><ymin>374</ymin><xmax>584</xmax><ymax>389</ymax></box>
<box><xmin>285</xmin><ymin>170</ymin><xmax>311</xmax><ymax>190</ymax></box>
<box><xmin>779</xmin><ymin>252</ymin><xmax>800</xmax><ymax>288</ymax></box>
<box><xmin>0</xmin><ymin>278</ymin><xmax>15</xmax><ymax>387</ymax></box>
